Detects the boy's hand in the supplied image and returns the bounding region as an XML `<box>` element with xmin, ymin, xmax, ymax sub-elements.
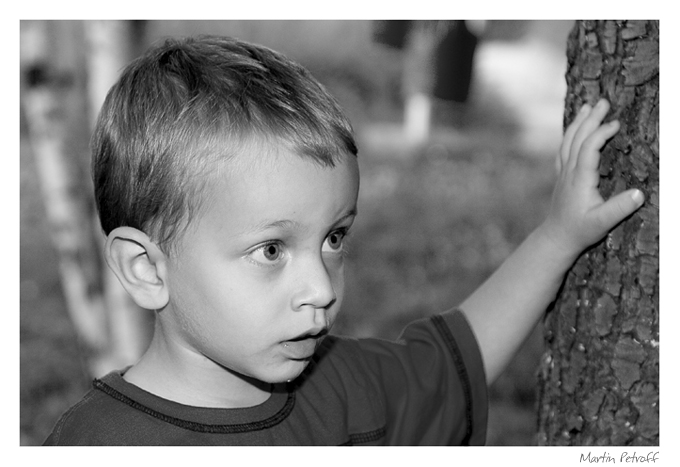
<box><xmin>460</xmin><ymin>99</ymin><xmax>645</xmax><ymax>382</ymax></box>
<box><xmin>539</xmin><ymin>99</ymin><xmax>645</xmax><ymax>257</ymax></box>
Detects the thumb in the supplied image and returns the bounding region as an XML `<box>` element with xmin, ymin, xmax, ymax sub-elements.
<box><xmin>592</xmin><ymin>188</ymin><xmax>645</xmax><ymax>230</ymax></box>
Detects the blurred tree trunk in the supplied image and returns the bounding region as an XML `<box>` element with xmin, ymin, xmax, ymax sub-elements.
<box><xmin>84</xmin><ymin>20</ymin><xmax>153</xmax><ymax>375</ymax></box>
<box><xmin>21</xmin><ymin>20</ymin><xmax>151</xmax><ymax>378</ymax></box>
<box><xmin>537</xmin><ymin>20</ymin><xmax>659</xmax><ymax>445</ymax></box>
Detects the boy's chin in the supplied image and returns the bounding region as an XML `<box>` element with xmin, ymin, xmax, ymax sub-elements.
<box><xmin>255</xmin><ymin>359</ymin><xmax>311</xmax><ymax>385</ymax></box>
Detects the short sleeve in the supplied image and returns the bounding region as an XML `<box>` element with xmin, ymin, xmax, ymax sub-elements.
<box><xmin>342</xmin><ymin>309</ymin><xmax>488</xmax><ymax>445</ymax></box>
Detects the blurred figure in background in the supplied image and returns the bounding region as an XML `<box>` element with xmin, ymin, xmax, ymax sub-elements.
<box><xmin>373</xmin><ymin>20</ymin><xmax>483</xmax><ymax>142</ymax></box>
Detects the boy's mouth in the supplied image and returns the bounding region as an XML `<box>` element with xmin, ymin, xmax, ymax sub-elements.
<box><xmin>281</xmin><ymin>329</ymin><xmax>328</xmax><ymax>360</ymax></box>
<box><xmin>289</xmin><ymin>328</ymin><xmax>328</xmax><ymax>342</ymax></box>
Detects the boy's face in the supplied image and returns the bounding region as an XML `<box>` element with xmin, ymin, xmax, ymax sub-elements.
<box><xmin>162</xmin><ymin>144</ymin><xmax>360</xmax><ymax>390</ymax></box>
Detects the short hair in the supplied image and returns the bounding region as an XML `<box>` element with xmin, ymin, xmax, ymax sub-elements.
<box><xmin>92</xmin><ymin>35</ymin><xmax>357</xmax><ymax>254</ymax></box>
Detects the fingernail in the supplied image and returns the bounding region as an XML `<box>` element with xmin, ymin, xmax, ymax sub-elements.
<box><xmin>632</xmin><ymin>189</ymin><xmax>645</xmax><ymax>205</ymax></box>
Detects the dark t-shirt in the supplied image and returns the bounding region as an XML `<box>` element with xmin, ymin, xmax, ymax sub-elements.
<box><xmin>43</xmin><ymin>310</ymin><xmax>488</xmax><ymax>445</ymax></box>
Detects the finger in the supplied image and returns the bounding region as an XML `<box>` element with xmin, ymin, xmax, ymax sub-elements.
<box><xmin>569</xmin><ymin>99</ymin><xmax>610</xmax><ymax>170</ymax></box>
<box><xmin>575</xmin><ymin>120</ymin><xmax>620</xmax><ymax>176</ymax></box>
<box><xmin>590</xmin><ymin>188</ymin><xmax>645</xmax><ymax>231</ymax></box>
<box><xmin>560</xmin><ymin>103</ymin><xmax>592</xmax><ymax>169</ymax></box>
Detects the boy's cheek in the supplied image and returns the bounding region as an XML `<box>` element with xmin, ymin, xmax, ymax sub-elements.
<box><xmin>324</xmin><ymin>253</ymin><xmax>346</xmax><ymax>274</ymax></box>
<box><xmin>328</xmin><ymin>258</ymin><xmax>346</xmax><ymax>295</ymax></box>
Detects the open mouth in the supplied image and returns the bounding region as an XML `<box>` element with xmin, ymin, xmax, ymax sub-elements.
<box><xmin>289</xmin><ymin>328</ymin><xmax>328</xmax><ymax>342</ymax></box>
<box><xmin>282</xmin><ymin>329</ymin><xmax>328</xmax><ymax>360</ymax></box>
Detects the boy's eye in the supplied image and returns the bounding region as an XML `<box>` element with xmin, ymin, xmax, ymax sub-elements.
<box><xmin>263</xmin><ymin>243</ymin><xmax>282</xmax><ymax>261</ymax></box>
<box><xmin>323</xmin><ymin>230</ymin><xmax>346</xmax><ymax>252</ymax></box>
<box><xmin>249</xmin><ymin>242</ymin><xmax>284</xmax><ymax>265</ymax></box>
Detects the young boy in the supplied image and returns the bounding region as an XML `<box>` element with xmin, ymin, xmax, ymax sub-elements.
<box><xmin>43</xmin><ymin>35</ymin><xmax>644</xmax><ymax>445</ymax></box>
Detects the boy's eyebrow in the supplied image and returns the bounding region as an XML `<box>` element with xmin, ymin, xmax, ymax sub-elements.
<box><xmin>332</xmin><ymin>207</ymin><xmax>358</xmax><ymax>227</ymax></box>
<box><xmin>247</xmin><ymin>219</ymin><xmax>301</xmax><ymax>235</ymax></box>
<box><xmin>244</xmin><ymin>207</ymin><xmax>358</xmax><ymax>236</ymax></box>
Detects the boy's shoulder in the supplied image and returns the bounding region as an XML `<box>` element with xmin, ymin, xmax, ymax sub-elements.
<box><xmin>43</xmin><ymin>371</ymin><xmax>171</xmax><ymax>446</ymax></box>
<box><xmin>304</xmin><ymin>310</ymin><xmax>488</xmax><ymax>445</ymax></box>
<box><xmin>43</xmin><ymin>381</ymin><xmax>122</xmax><ymax>445</ymax></box>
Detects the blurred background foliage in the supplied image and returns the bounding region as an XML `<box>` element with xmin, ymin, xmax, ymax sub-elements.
<box><xmin>20</xmin><ymin>20</ymin><xmax>574</xmax><ymax>445</ymax></box>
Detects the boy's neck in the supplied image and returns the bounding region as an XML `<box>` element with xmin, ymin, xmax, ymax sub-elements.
<box><xmin>123</xmin><ymin>330</ymin><xmax>273</xmax><ymax>409</ymax></box>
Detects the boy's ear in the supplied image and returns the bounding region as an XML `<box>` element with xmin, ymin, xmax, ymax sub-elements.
<box><xmin>104</xmin><ymin>227</ymin><xmax>169</xmax><ymax>311</ymax></box>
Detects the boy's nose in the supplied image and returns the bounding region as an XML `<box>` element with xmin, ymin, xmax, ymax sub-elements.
<box><xmin>291</xmin><ymin>256</ymin><xmax>337</xmax><ymax>312</ymax></box>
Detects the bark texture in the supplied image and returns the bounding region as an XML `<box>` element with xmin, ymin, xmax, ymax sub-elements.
<box><xmin>537</xmin><ymin>20</ymin><xmax>659</xmax><ymax>446</ymax></box>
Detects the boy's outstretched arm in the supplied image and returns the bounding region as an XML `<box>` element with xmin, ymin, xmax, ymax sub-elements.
<box><xmin>459</xmin><ymin>99</ymin><xmax>645</xmax><ymax>384</ymax></box>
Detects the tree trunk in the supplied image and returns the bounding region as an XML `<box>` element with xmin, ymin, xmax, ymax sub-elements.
<box><xmin>21</xmin><ymin>20</ymin><xmax>152</xmax><ymax>378</ymax></box>
<box><xmin>84</xmin><ymin>20</ymin><xmax>153</xmax><ymax>376</ymax></box>
<box><xmin>21</xmin><ymin>20</ymin><xmax>109</xmax><ymax>354</ymax></box>
<box><xmin>537</xmin><ymin>20</ymin><xmax>659</xmax><ymax>445</ymax></box>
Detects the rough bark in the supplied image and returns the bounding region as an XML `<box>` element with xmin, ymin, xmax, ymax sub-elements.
<box><xmin>537</xmin><ymin>20</ymin><xmax>659</xmax><ymax>446</ymax></box>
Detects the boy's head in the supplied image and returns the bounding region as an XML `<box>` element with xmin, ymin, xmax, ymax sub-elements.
<box><xmin>98</xmin><ymin>36</ymin><xmax>361</xmax><ymax>395</ymax></box>
<box><xmin>93</xmin><ymin>35</ymin><xmax>357</xmax><ymax>254</ymax></box>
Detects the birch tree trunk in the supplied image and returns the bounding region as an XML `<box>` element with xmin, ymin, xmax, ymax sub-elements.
<box><xmin>537</xmin><ymin>20</ymin><xmax>659</xmax><ymax>446</ymax></box>
<box><xmin>84</xmin><ymin>20</ymin><xmax>152</xmax><ymax>376</ymax></box>
<box><xmin>21</xmin><ymin>20</ymin><xmax>150</xmax><ymax>378</ymax></box>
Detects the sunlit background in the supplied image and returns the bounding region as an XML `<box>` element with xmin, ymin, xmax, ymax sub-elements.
<box><xmin>20</xmin><ymin>20</ymin><xmax>575</xmax><ymax>445</ymax></box>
